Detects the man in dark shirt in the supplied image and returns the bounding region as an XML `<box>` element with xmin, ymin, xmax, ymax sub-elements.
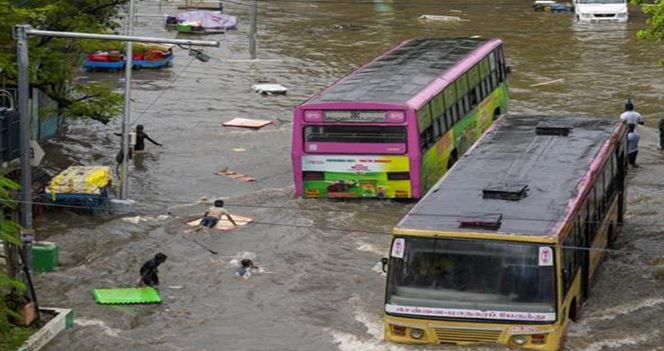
<box><xmin>134</xmin><ymin>124</ymin><xmax>162</xmax><ymax>152</ymax></box>
<box><xmin>114</xmin><ymin>124</ymin><xmax>162</xmax><ymax>153</ymax></box>
<box><xmin>139</xmin><ymin>253</ymin><xmax>167</xmax><ymax>287</ymax></box>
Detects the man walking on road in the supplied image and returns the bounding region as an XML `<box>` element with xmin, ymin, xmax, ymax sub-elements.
<box><xmin>627</xmin><ymin>124</ymin><xmax>640</xmax><ymax>168</ymax></box>
<box><xmin>620</xmin><ymin>99</ymin><xmax>644</xmax><ymax>126</ymax></box>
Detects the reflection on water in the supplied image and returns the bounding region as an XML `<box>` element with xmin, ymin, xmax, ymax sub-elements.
<box><xmin>36</xmin><ymin>1</ymin><xmax>664</xmax><ymax>350</ymax></box>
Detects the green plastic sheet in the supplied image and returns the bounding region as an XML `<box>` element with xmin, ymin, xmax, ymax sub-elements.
<box><xmin>92</xmin><ymin>287</ymin><xmax>161</xmax><ymax>304</ymax></box>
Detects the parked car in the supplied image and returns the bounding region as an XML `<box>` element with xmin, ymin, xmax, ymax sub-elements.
<box><xmin>574</xmin><ymin>0</ymin><xmax>628</xmax><ymax>22</ymax></box>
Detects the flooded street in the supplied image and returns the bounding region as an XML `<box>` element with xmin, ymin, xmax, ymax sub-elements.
<box><xmin>33</xmin><ymin>1</ymin><xmax>664</xmax><ymax>350</ymax></box>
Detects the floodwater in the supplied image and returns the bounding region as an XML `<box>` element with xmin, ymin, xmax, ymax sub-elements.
<box><xmin>33</xmin><ymin>1</ymin><xmax>664</xmax><ymax>350</ymax></box>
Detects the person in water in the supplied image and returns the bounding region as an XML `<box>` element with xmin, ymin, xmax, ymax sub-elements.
<box><xmin>139</xmin><ymin>253</ymin><xmax>167</xmax><ymax>287</ymax></box>
<box><xmin>626</xmin><ymin>123</ymin><xmax>640</xmax><ymax>168</ymax></box>
<box><xmin>197</xmin><ymin>199</ymin><xmax>237</xmax><ymax>230</ymax></box>
<box><xmin>620</xmin><ymin>99</ymin><xmax>644</xmax><ymax>126</ymax></box>
<box><xmin>114</xmin><ymin>124</ymin><xmax>162</xmax><ymax>153</ymax></box>
<box><xmin>133</xmin><ymin>124</ymin><xmax>162</xmax><ymax>152</ymax></box>
<box><xmin>236</xmin><ymin>258</ymin><xmax>258</xmax><ymax>278</ymax></box>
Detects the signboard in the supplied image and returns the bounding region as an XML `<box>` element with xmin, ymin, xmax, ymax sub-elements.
<box><xmin>391</xmin><ymin>238</ymin><xmax>405</xmax><ymax>258</ymax></box>
<box><xmin>385</xmin><ymin>304</ymin><xmax>556</xmax><ymax>322</ymax></box>
<box><xmin>302</xmin><ymin>155</ymin><xmax>409</xmax><ymax>173</ymax></box>
<box><xmin>538</xmin><ymin>247</ymin><xmax>553</xmax><ymax>266</ymax></box>
<box><xmin>324</xmin><ymin>110</ymin><xmax>385</xmax><ymax>122</ymax></box>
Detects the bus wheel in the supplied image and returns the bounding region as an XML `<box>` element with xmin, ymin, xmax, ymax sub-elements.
<box><xmin>448</xmin><ymin>150</ymin><xmax>459</xmax><ymax>169</ymax></box>
<box><xmin>608</xmin><ymin>223</ymin><xmax>618</xmax><ymax>248</ymax></box>
<box><xmin>493</xmin><ymin>108</ymin><xmax>501</xmax><ymax>121</ymax></box>
<box><xmin>569</xmin><ymin>299</ymin><xmax>580</xmax><ymax>322</ymax></box>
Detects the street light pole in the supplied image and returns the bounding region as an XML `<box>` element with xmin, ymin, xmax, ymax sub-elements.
<box><xmin>120</xmin><ymin>0</ymin><xmax>136</xmax><ymax>200</ymax></box>
<box><xmin>249</xmin><ymin>0</ymin><xmax>257</xmax><ymax>59</ymax></box>
<box><xmin>14</xmin><ymin>24</ymin><xmax>34</xmax><ymax>270</ymax></box>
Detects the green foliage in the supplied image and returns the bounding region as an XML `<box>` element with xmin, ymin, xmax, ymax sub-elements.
<box><xmin>633</xmin><ymin>0</ymin><xmax>664</xmax><ymax>66</ymax></box>
<box><xmin>0</xmin><ymin>176</ymin><xmax>26</xmax><ymax>341</ymax></box>
<box><xmin>0</xmin><ymin>325</ymin><xmax>35</xmax><ymax>351</ymax></box>
<box><xmin>0</xmin><ymin>0</ymin><xmax>129</xmax><ymax>124</ymax></box>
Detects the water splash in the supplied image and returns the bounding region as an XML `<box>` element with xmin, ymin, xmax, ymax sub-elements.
<box><xmin>585</xmin><ymin>297</ymin><xmax>664</xmax><ymax>321</ymax></box>
<box><xmin>75</xmin><ymin>318</ymin><xmax>123</xmax><ymax>337</ymax></box>
<box><xmin>580</xmin><ymin>332</ymin><xmax>656</xmax><ymax>351</ymax></box>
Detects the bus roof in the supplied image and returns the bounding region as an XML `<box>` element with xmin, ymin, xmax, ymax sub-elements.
<box><xmin>396</xmin><ymin>116</ymin><xmax>622</xmax><ymax>237</ymax></box>
<box><xmin>306</xmin><ymin>38</ymin><xmax>495</xmax><ymax>106</ymax></box>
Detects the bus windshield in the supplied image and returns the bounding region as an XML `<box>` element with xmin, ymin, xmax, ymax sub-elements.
<box><xmin>304</xmin><ymin>125</ymin><xmax>406</xmax><ymax>144</ymax></box>
<box><xmin>386</xmin><ymin>238</ymin><xmax>556</xmax><ymax>322</ymax></box>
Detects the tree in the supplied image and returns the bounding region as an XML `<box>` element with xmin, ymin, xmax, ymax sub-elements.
<box><xmin>0</xmin><ymin>176</ymin><xmax>27</xmax><ymax>349</ymax></box>
<box><xmin>634</xmin><ymin>0</ymin><xmax>664</xmax><ymax>66</ymax></box>
<box><xmin>0</xmin><ymin>0</ymin><xmax>129</xmax><ymax>123</ymax></box>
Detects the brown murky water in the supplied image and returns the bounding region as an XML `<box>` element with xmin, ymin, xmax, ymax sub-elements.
<box><xmin>33</xmin><ymin>1</ymin><xmax>664</xmax><ymax>350</ymax></box>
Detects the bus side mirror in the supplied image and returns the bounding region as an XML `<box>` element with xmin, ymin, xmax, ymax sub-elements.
<box><xmin>505</xmin><ymin>66</ymin><xmax>512</xmax><ymax>74</ymax></box>
<box><xmin>381</xmin><ymin>257</ymin><xmax>389</xmax><ymax>273</ymax></box>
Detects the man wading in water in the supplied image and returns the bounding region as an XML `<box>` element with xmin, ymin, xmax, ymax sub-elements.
<box><xmin>139</xmin><ymin>253</ymin><xmax>168</xmax><ymax>287</ymax></box>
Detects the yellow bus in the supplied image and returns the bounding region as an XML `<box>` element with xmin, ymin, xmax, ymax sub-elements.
<box><xmin>383</xmin><ymin>116</ymin><xmax>628</xmax><ymax>350</ymax></box>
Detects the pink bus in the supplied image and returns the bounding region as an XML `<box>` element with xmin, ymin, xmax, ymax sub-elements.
<box><xmin>292</xmin><ymin>38</ymin><xmax>509</xmax><ymax>199</ymax></box>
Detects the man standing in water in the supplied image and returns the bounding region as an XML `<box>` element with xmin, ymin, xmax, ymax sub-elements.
<box><xmin>115</xmin><ymin>124</ymin><xmax>162</xmax><ymax>153</ymax></box>
<box><xmin>620</xmin><ymin>99</ymin><xmax>644</xmax><ymax>126</ymax></box>
<box><xmin>133</xmin><ymin>124</ymin><xmax>162</xmax><ymax>152</ymax></box>
<box><xmin>627</xmin><ymin>124</ymin><xmax>640</xmax><ymax>168</ymax></box>
<box><xmin>139</xmin><ymin>253</ymin><xmax>167</xmax><ymax>287</ymax></box>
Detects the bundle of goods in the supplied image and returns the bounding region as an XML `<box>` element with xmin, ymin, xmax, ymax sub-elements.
<box><xmin>83</xmin><ymin>50</ymin><xmax>125</xmax><ymax>70</ymax></box>
<box><xmin>43</xmin><ymin>166</ymin><xmax>113</xmax><ymax>213</ymax></box>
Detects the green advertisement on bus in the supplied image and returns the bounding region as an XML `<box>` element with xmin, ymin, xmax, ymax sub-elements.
<box><xmin>420</xmin><ymin>82</ymin><xmax>509</xmax><ymax>191</ymax></box>
<box><xmin>302</xmin><ymin>155</ymin><xmax>412</xmax><ymax>198</ymax></box>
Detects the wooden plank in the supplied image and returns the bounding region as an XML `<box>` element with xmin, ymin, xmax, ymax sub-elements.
<box><xmin>222</xmin><ymin>118</ymin><xmax>273</xmax><ymax>129</ymax></box>
<box><xmin>187</xmin><ymin>214</ymin><xmax>253</xmax><ymax>231</ymax></box>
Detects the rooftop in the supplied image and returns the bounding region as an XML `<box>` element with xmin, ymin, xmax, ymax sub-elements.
<box><xmin>309</xmin><ymin>38</ymin><xmax>488</xmax><ymax>105</ymax></box>
<box><xmin>397</xmin><ymin>115</ymin><xmax>622</xmax><ymax>237</ymax></box>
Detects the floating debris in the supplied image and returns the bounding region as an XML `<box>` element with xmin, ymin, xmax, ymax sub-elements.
<box><xmin>418</xmin><ymin>14</ymin><xmax>465</xmax><ymax>22</ymax></box>
<box><xmin>251</xmin><ymin>83</ymin><xmax>288</xmax><ymax>95</ymax></box>
<box><xmin>222</xmin><ymin>118</ymin><xmax>273</xmax><ymax>129</ymax></box>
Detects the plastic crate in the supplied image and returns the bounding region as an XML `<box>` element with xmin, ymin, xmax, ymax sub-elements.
<box><xmin>32</xmin><ymin>241</ymin><xmax>59</xmax><ymax>273</ymax></box>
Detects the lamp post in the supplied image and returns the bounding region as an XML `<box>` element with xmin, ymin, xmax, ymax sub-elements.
<box><xmin>14</xmin><ymin>24</ymin><xmax>219</xmax><ymax>267</ymax></box>
<box><xmin>120</xmin><ymin>0</ymin><xmax>136</xmax><ymax>200</ymax></box>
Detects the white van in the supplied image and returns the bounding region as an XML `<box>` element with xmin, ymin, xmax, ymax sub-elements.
<box><xmin>574</xmin><ymin>0</ymin><xmax>628</xmax><ymax>22</ymax></box>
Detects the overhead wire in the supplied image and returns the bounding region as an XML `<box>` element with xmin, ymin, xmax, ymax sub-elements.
<box><xmin>130</xmin><ymin>54</ymin><xmax>198</xmax><ymax>126</ymax></box>
<box><xmin>3</xmin><ymin>195</ymin><xmax>664</xmax><ymax>229</ymax></box>
<box><xmin>6</xmin><ymin>199</ymin><xmax>663</xmax><ymax>260</ymax></box>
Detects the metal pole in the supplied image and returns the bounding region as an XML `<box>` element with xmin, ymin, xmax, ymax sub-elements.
<box><xmin>23</xmin><ymin>28</ymin><xmax>220</xmax><ymax>47</ymax></box>
<box><xmin>14</xmin><ymin>24</ymin><xmax>34</xmax><ymax>270</ymax></box>
<box><xmin>120</xmin><ymin>0</ymin><xmax>135</xmax><ymax>200</ymax></box>
<box><xmin>249</xmin><ymin>0</ymin><xmax>257</xmax><ymax>59</ymax></box>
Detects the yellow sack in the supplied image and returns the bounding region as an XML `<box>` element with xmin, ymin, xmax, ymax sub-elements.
<box><xmin>47</xmin><ymin>166</ymin><xmax>113</xmax><ymax>195</ymax></box>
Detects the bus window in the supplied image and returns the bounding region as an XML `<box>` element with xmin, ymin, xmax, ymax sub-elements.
<box><xmin>562</xmin><ymin>235</ymin><xmax>575</xmax><ymax>294</ymax></box>
<box><xmin>497</xmin><ymin>47</ymin><xmax>507</xmax><ymax>82</ymax></box>
<box><xmin>433</xmin><ymin>118</ymin><xmax>441</xmax><ymax>141</ymax></box>
<box><xmin>436</xmin><ymin>115</ymin><xmax>447</xmax><ymax>137</ymax></box>
<box><xmin>452</xmin><ymin>104</ymin><xmax>459</xmax><ymax>124</ymax></box>
<box><xmin>469</xmin><ymin>86</ymin><xmax>479</xmax><ymax>107</ymax></box>
<box><xmin>445</xmin><ymin>108</ymin><xmax>454</xmax><ymax>131</ymax></box>
<box><xmin>304</xmin><ymin>125</ymin><xmax>407</xmax><ymax>144</ymax></box>
<box><xmin>462</xmin><ymin>95</ymin><xmax>471</xmax><ymax>114</ymax></box>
